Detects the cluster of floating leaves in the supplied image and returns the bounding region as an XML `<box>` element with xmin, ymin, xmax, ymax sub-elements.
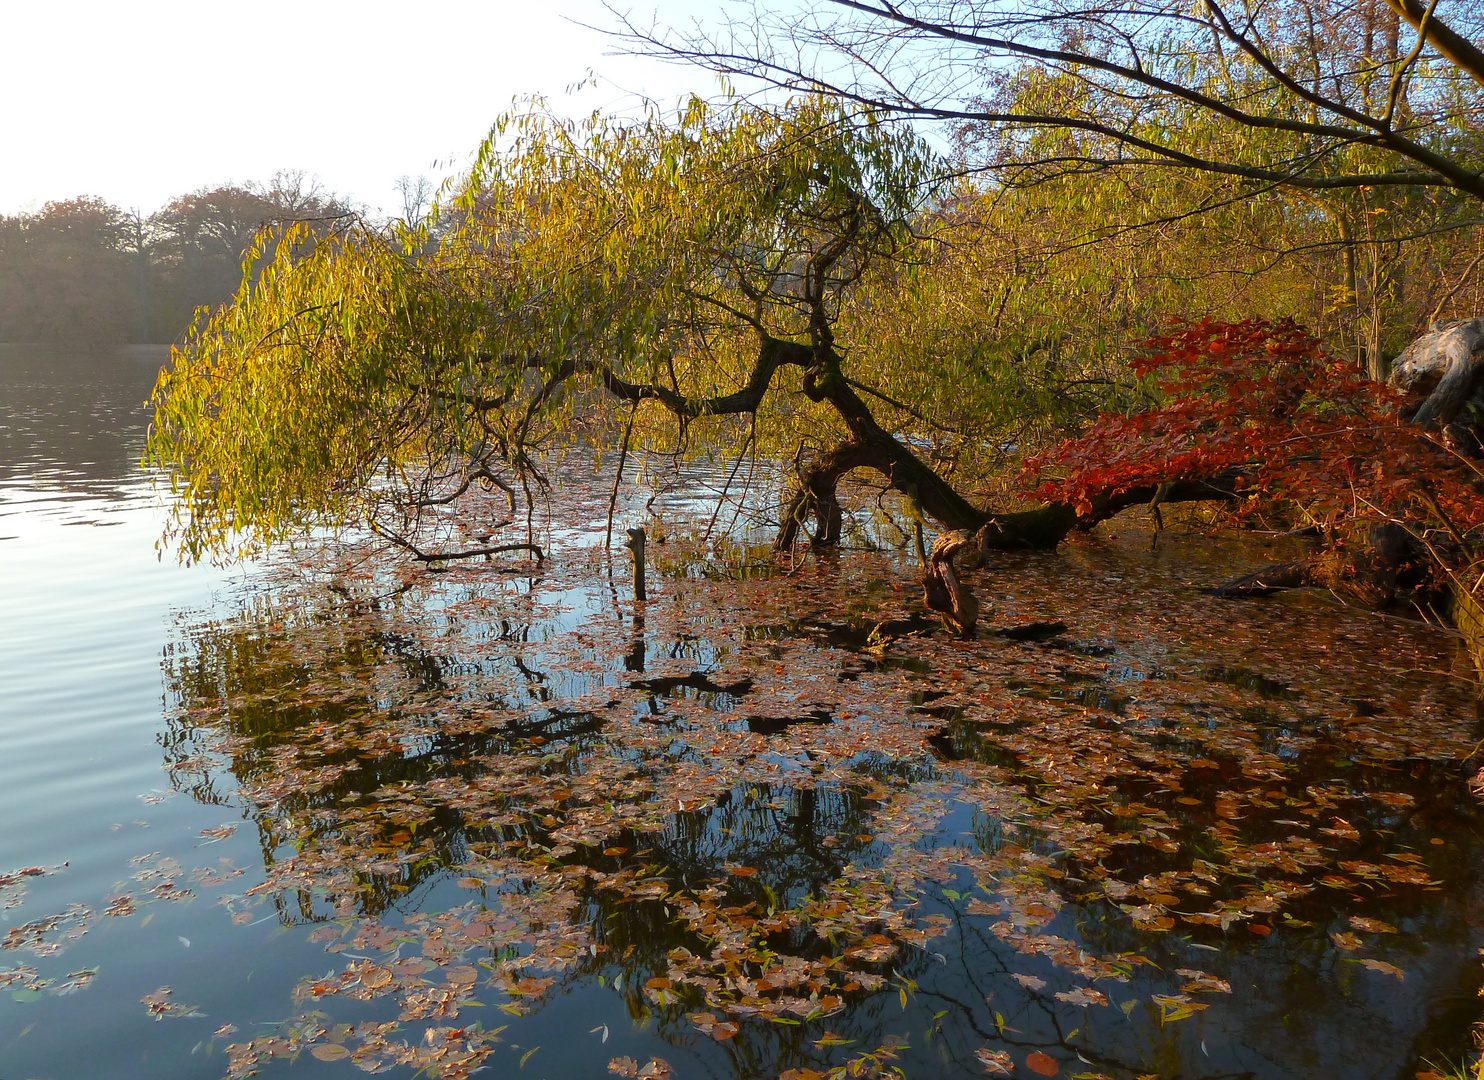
<box><xmin>9</xmin><ymin>477</ymin><xmax>1484</xmax><ymax>1078</ymax></box>
<box><xmin>1</xmin><ymin>866</ymin><xmax>101</xmax><ymax>1001</ymax></box>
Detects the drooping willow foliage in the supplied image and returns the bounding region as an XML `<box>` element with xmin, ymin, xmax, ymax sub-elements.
<box><xmin>147</xmin><ymin>97</ymin><xmax>945</xmax><ymax>561</ymax></box>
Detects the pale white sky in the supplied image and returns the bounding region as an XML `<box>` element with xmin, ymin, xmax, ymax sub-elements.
<box><xmin>0</xmin><ymin>0</ymin><xmax>723</xmax><ymax>217</ymax></box>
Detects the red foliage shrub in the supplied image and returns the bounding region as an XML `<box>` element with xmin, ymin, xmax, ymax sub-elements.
<box><xmin>1021</xmin><ymin>318</ymin><xmax>1484</xmax><ymax>559</ymax></box>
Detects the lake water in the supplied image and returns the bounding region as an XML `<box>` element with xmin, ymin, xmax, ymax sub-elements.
<box><xmin>3</xmin><ymin>346</ymin><xmax>1484</xmax><ymax>1080</ymax></box>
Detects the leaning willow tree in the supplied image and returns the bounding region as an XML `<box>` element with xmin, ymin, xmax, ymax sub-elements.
<box><xmin>147</xmin><ymin>96</ymin><xmax>1087</xmax><ymax>564</ymax></box>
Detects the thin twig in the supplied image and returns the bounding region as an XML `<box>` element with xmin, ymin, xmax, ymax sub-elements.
<box><xmin>705</xmin><ymin>415</ymin><xmax>757</xmax><ymax>542</ymax></box>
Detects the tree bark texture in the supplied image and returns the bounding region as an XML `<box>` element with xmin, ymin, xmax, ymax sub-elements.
<box><xmin>1389</xmin><ymin>316</ymin><xmax>1484</xmax><ymax>434</ymax></box>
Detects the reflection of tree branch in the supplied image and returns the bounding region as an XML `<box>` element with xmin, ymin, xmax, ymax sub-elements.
<box><xmin>370</xmin><ymin>522</ymin><xmax>544</xmax><ymax>565</ymax></box>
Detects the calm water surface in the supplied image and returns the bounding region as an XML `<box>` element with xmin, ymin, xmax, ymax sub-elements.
<box><xmin>3</xmin><ymin>346</ymin><xmax>1484</xmax><ymax>1080</ymax></box>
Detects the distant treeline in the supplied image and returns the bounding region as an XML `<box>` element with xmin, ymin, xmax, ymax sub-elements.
<box><xmin>0</xmin><ymin>172</ymin><xmax>351</xmax><ymax>346</ymax></box>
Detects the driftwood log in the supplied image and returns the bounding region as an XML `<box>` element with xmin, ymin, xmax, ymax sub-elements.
<box><xmin>1390</xmin><ymin>317</ymin><xmax>1484</xmax><ymax>434</ymax></box>
<box><xmin>1212</xmin><ymin>523</ymin><xmax>1433</xmax><ymax>607</ymax></box>
<box><xmin>922</xmin><ymin>530</ymin><xmax>980</xmax><ymax>637</ymax></box>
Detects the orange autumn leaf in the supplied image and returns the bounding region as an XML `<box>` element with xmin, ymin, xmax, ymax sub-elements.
<box><xmin>1026</xmin><ymin>1051</ymin><xmax>1060</xmax><ymax>1075</ymax></box>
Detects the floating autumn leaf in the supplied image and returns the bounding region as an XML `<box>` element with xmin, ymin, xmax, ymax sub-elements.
<box><xmin>1128</xmin><ymin>906</ymin><xmax>1176</xmax><ymax>932</ymax></box>
<box><xmin>141</xmin><ymin>985</ymin><xmax>203</xmax><ymax>1020</ymax></box>
<box><xmin>976</xmin><ymin>1047</ymin><xmax>1014</xmax><ymax>1074</ymax></box>
<box><xmin>711</xmin><ymin>1020</ymin><xmax>740</xmax><ymax>1041</ymax></box>
<box><xmin>1368</xmin><ymin>792</ymin><xmax>1416</xmax><ymax>808</ymax></box>
<box><xmin>509</xmin><ymin>976</ymin><xmax>555</xmax><ymax>996</ymax></box>
<box><xmin>50</xmin><ymin>967</ymin><xmax>99</xmax><ymax>996</ymax></box>
<box><xmin>1175</xmin><ymin>970</ymin><xmax>1232</xmax><ymax>994</ymax></box>
<box><xmin>1358</xmin><ymin>959</ymin><xmax>1406</xmax><ymax>980</ymax></box>
<box><xmin>1348</xmin><ymin>916</ymin><xmax>1398</xmax><ymax>934</ymax></box>
<box><xmin>1025</xmin><ymin>1050</ymin><xmax>1060</xmax><ymax>1075</ymax></box>
<box><xmin>1152</xmin><ymin>994</ymin><xmax>1210</xmax><ymax>1024</ymax></box>
<box><xmin>1055</xmin><ymin>987</ymin><xmax>1108</xmax><ymax>1007</ymax></box>
<box><xmin>311</xmin><ymin>1044</ymin><xmax>351</xmax><ymax>1061</ymax></box>
<box><xmin>1011</xmin><ymin>973</ymin><xmax>1047</xmax><ymax>991</ymax></box>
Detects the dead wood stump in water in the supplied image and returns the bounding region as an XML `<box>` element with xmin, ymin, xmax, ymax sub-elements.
<box><xmin>923</xmin><ymin>530</ymin><xmax>980</xmax><ymax>637</ymax></box>
<box><xmin>625</xmin><ymin>527</ymin><xmax>647</xmax><ymax>602</ymax></box>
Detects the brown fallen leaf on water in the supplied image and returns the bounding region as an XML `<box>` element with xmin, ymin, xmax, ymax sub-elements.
<box><xmin>976</xmin><ymin>1047</ymin><xmax>1014</xmax><ymax>1073</ymax></box>
<box><xmin>1055</xmin><ymin>987</ymin><xmax>1108</xmax><ymax>1007</ymax></box>
<box><xmin>1176</xmin><ymin>969</ymin><xmax>1232</xmax><ymax>994</ymax></box>
<box><xmin>141</xmin><ymin>986</ymin><xmax>203</xmax><ymax>1020</ymax></box>
<box><xmin>1368</xmin><ymin>791</ymin><xmax>1415</xmax><ymax>808</ymax></box>
<box><xmin>610</xmin><ymin>1058</ymin><xmax>672</xmax><ymax>1080</ymax></box>
<box><xmin>690</xmin><ymin>1012</ymin><xmax>741</xmax><ymax>1041</ymax></box>
<box><xmin>1358</xmin><ymin>959</ymin><xmax>1406</xmax><ymax>980</ymax></box>
<box><xmin>51</xmin><ymin>967</ymin><xmax>98</xmax><ymax>996</ymax></box>
<box><xmin>361</xmin><ymin>966</ymin><xmax>393</xmax><ymax>989</ymax></box>
<box><xmin>1026</xmin><ymin>1050</ymin><xmax>1060</xmax><ymax>1075</ymax></box>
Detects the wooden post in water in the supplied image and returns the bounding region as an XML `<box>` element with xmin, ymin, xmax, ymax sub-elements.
<box><xmin>624</xmin><ymin>527</ymin><xmax>647</xmax><ymax>602</ymax></box>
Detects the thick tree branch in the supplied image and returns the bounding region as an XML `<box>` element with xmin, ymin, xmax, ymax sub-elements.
<box><xmin>1384</xmin><ymin>0</ymin><xmax>1484</xmax><ymax>88</ymax></box>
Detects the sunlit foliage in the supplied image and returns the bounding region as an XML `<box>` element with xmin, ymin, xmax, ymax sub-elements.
<box><xmin>146</xmin><ymin>96</ymin><xmax>950</xmax><ymax>562</ymax></box>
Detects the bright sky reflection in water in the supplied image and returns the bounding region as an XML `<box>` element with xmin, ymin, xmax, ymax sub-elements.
<box><xmin>2</xmin><ymin>345</ymin><xmax>1484</xmax><ymax>1080</ymax></box>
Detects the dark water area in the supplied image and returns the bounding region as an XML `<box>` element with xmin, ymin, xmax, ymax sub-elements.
<box><xmin>3</xmin><ymin>350</ymin><xmax>1484</xmax><ymax>1080</ymax></box>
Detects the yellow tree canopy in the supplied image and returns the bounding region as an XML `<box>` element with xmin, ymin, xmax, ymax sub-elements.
<box><xmin>146</xmin><ymin>97</ymin><xmax>942</xmax><ymax>563</ymax></box>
